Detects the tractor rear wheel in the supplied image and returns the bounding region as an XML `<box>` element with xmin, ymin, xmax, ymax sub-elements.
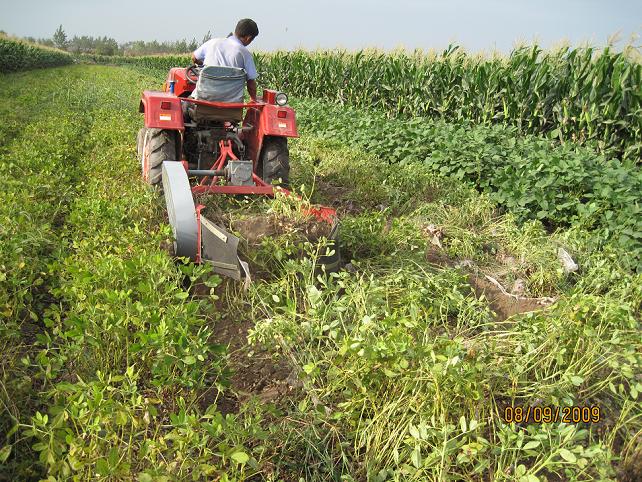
<box><xmin>137</xmin><ymin>127</ymin><xmax>146</xmax><ymax>161</ymax></box>
<box><xmin>142</xmin><ymin>128</ymin><xmax>179</xmax><ymax>185</ymax></box>
<box><xmin>260</xmin><ymin>137</ymin><xmax>290</xmax><ymax>187</ymax></box>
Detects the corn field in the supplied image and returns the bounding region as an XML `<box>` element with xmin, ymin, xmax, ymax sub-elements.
<box><xmin>78</xmin><ymin>45</ymin><xmax>641</xmax><ymax>162</ymax></box>
<box><xmin>0</xmin><ymin>36</ymin><xmax>73</xmax><ymax>73</ymax></box>
<box><xmin>256</xmin><ymin>46</ymin><xmax>642</xmax><ymax>162</ymax></box>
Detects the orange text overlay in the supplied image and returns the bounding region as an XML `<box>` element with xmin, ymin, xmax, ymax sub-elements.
<box><xmin>502</xmin><ymin>405</ymin><xmax>601</xmax><ymax>424</ymax></box>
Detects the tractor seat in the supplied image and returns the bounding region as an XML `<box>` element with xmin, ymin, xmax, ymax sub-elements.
<box><xmin>189</xmin><ymin>65</ymin><xmax>246</xmax><ymax>122</ymax></box>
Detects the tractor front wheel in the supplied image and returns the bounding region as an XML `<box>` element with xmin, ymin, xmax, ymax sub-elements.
<box><xmin>260</xmin><ymin>137</ymin><xmax>290</xmax><ymax>187</ymax></box>
<box><xmin>141</xmin><ymin>128</ymin><xmax>179</xmax><ymax>185</ymax></box>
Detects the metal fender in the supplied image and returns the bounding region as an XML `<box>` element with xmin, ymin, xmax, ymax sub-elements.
<box><xmin>140</xmin><ymin>91</ymin><xmax>185</xmax><ymax>131</ymax></box>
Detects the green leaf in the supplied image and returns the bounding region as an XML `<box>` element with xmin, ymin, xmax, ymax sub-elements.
<box><xmin>138</xmin><ymin>473</ymin><xmax>153</xmax><ymax>482</ymax></box>
<box><xmin>559</xmin><ymin>448</ymin><xmax>577</xmax><ymax>463</ymax></box>
<box><xmin>0</xmin><ymin>445</ymin><xmax>11</xmax><ymax>463</ymax></box>
<box><xmin>411</xmin><ymin>446</ymin><xmax>422</xmax><ymax>468</ymax></box>
<box><xmin>108</xmin><ymin>447</ymin><xmax>119</xmax><ymax>468</ymax></box>
<box><xmin>570</xmin><ymin>375</ymin><xmax>583</xmax><ymax>386</ymax></box>
<box><xmin>96</xmin><ymin>458</ymin><xmax>109</xmax><ymax>476</ymax></box>
<box><xmin>182</xmin><ymin>355</ymin><xmax>196</xmax><ymax>365</ymax></box>
<box><xmin>175</xmin><ymin>291</ymin><xmax>189</xmax><ymax>300</ymax></box>
<box><xmin>460</xmin><ymin>416</ymin><xmax>467</xmax><ymax>433</ymax></box>
<box><xmin>519</xmin><ymin>475</ymin><xmax>540</xmax><ymax>482</ymax></box>
<box><xmin>523</xmin><ymin>441</ymin><xmax>540</xmax><ymax>450</ymax></box>
<box><xmin>231</xmin><ymin>451</ymin><xmax>249</xmax><ymax>464</ymax></box>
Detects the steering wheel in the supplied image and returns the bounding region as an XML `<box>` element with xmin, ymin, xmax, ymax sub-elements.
<box><xmin>185</xmin><ymin>64</ymin><xmax>201</xmax><ymax>85</ymax></box>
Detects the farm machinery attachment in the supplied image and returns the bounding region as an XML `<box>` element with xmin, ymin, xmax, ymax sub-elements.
<box><xmin>137</xmin><ymin>65</ymin><xmax>339</xmax><ymax>280</ymax></box>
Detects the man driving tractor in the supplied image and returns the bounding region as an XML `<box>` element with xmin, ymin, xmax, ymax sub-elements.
<box><xmin>191</xmin><ymin>19</ymin><xmax>259</xmax><ymax>101</ymax></box>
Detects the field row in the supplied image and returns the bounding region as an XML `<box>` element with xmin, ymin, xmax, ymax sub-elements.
<box><xmin>0</xmin><ymin>66</ymin><xmax>256</xmax><ymax>480</ymax></box>
<box><xmin>293</xmin><ymin>98</ymin><xmax>642</xmax><ymax>273</ymax></box>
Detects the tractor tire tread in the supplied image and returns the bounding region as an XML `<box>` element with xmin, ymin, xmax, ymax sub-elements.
<box><xmin>260</xmin><ymin>137</ymin><xmax>290</xmax><ymax>187</ymax></box>
<box><xmin>143</xmin><ymin>128</ymin><xmax>178</xmax><ymax>185</ymax></box>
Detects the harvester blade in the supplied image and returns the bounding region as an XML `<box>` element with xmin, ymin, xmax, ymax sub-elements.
<box><xmin>200</xmin><ymin>215</ymin><xmax>243</xmax><ymax>280</ymax></box>
<box><xmin>162</xmin><ymin>161</ymin><xmax>198</xmax><ymax>260</ymax></box>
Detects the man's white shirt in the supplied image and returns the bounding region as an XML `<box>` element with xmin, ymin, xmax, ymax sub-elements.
<box><xmin>193</xmin><ymin>36</ymin><xmax>258</xmax><ymax>80</ymax></box>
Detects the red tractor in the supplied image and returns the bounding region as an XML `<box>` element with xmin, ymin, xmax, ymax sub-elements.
<box><xmin>137</xmin><ymin>65</ymin><xmax>339</xmax><ymax>280</ymax></box>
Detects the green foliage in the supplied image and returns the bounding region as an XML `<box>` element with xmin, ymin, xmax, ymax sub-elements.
<box><xmin>1</xmin><ymin>57</ymin><xmax>640</xmax><ymax>481</ymax></box>
<box><xmin>295</xmin><ymin>98</ymin><xmax>642</xmax><ymax>272</ymax></box>
<box><xmin>256</xmin><ymin>46</ymin><xmax>642</xmax><ymax>162</ymax></box>
<box><xmin>0</xmin><ymin>36</ymin><xmax>72</xmax><ymax>73</ymax></box>
<box><xmin>0</xmin><ymin>65</ymin><xmax>259</xmax><ymax>480</ymax></box>
<box><xmin>75</xmin><ymin>52</ymin><xmax>190</xmax><ymax>77</ymax></box>
<box><xmin>52</xmin><ymin>25</ymin><xmax>67</xmax><ymax>50</ymax></box>
<box><xmin>247</xmin><ymin>249</ymin><xmax>639</xmax><ymax>480</ymax></box>
<box><xmin>76</xmin><ymin>43</ymin><xmax>642</xmax><ymax>163</ymax></box>
<box><xmin>244</xmin><ymin>135</ymin><xmax>641</xmax><ymax>480</ymax></box>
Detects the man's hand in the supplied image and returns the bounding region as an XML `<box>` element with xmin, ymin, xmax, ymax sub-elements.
<box><xmin>247</xmin><ymin>79</ymin><xmax>257</xmax><ymax>102</ymax></box>
<box><xmin>191</xmin><ymin>54</ymin><xmax>203</xmax><ymax>66</ymax></box>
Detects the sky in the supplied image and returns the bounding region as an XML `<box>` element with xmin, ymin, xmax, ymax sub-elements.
<box><xmin>1</xmin><ymin>0</ymin><xmax>641</xmax><ymax>53</ymax></box>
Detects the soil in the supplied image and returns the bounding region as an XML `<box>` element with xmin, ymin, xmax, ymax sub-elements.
<box><xmin>200</xmin><ymin>315</ymin><xmax>301</xmax><ymax>415</ymax></box>
<box><xmin>195</xmin><ymin>282</ymin><xmax>302</xmax><ymax>416</ymax></box>
<box><xmin>311</xmin><ymin>182</ymin><xmax>362</xmax><ymax>214</ymax></box>
<box><xmin>231</xmin><ymin>213</ymin><xmax>333</xmax><ymax>246</ymax></box>
<box><xmin>617</xmin><ymin>445</ymin><xmax>642</xmax><ymax>482</ymax></box>
<box><xmin>188</xmin><ymin>209</ymin><xmax>337</xmax><ymax>415</ymax></box>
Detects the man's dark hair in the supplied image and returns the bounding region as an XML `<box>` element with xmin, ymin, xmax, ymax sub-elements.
<box><xmin>235</xmin><ymin>19</ymin><xmax>259</xmax><ymax>39</ymax></box>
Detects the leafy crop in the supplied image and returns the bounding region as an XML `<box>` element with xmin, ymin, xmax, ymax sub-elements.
<box><xmin>1</xmin><ymin>57</ymin><xmax>640</xmax><ymax>481</ymax></box>
<box><xmin>257</xmin><ymin>46</ymin><xmax>642</xmax><ymax>162</ymax></box>
<box><xmin>245</xmin><ymin>137</ymin><xmax>642</xmax><ymax>481</ymax></box>
<box><xmin>0</xmin><ymin>66</ymin><xmax>260</xmax><ymax>480</ymax></box>
<box><xmin>295</xmin><ymin>98</ymin><xmax>642</xmax><ymax>272</ymax></box>
<box><xmin>77</xmin><ymin>44</ymin><xmax>642</xmax><ymax>162</ymax></box>
<box><xmin>0</xmin><ymin>35</ymin><xmax>73</xmax><ymax>73</ymax></box>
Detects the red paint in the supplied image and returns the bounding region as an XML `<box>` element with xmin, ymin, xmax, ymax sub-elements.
<box><xmin>139</xmin><ymin>91</ymin><xmax>184</xmax><ymax>130</ymax></box>
<box><xmin>195</xmin><ymin>204</ymin><xmax>205</xmax><ymax>263</ymax></box>
<box><xmin>164</xmin><ymin>67</ymin><xmax>196</xmax><ymax>97</ymax></box>
<box><xmin>302</xmin><ymin>206</ymin><xmax>338</xmax><ymax>225</ymax></box>
<box><xmin>261</xmin><ymin>89</ymin><xmax>278</xmax><ymax>104</ymax></box>
<box><xmin>140</xmin><ymin>67</ymin><xmax>335</xmax><ymax>244</ymax></box>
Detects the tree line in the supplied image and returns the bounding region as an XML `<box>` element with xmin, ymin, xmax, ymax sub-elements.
<box><xmin>23</xmin><ymin>25</ymin><xmax>213</xmax><ymax>56</ymax></box>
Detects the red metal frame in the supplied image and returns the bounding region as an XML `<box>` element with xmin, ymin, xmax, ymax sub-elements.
<box><xmin>187</xmin><ymin>139</ymin><xmax>337</xmax><ymax>224</ymax></box>
<box><xmin>195</xmin><ymin>204</ymin><xmax>205</xmax><ymax>263</ymax></box>
<box><xmin>141</xmin><ymin>66</ymin><xmax>336</xmax><ymax>226</ymax></box>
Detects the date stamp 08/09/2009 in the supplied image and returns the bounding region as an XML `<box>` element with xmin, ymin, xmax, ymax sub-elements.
<box><xmin>501</xmin><ymin>405</ymin><xmax>602</xmax><ymax>424</ymax></box>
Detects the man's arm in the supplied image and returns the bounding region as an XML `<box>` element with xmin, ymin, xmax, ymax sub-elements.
<box><xmin>192</xmin><ymin>40</ymin><xmax>211</xmax><ymax>66</ymax></box>
<box><xmin>247</xmin><ymin>79</ymin><xmax>257</xmax><ymax>101</ymax></box>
